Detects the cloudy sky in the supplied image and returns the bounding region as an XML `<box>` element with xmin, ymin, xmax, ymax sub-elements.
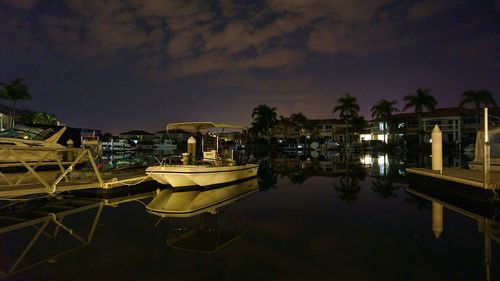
<box><xmin>0</xmin><ymin>0</ymin><xmax>498</xmax><ymax>133</ymax></box>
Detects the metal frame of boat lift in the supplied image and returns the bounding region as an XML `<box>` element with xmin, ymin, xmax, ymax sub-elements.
<box><xmin>0</xmin><ymin>199</ymin><xmax>104</xmax><ymax>278</ymax></box>
<box><xmin>0</xmin><ymin>191</ymin><xmax>157</xmax><ymax>279</ymax></box>
<box><xmin>0</xmin><ymin>146</ymin><xmax>104</xmax><ymax>195</ymax></box>
<box><xmin>0</xmin><ymin>145</ymin><xmax>155</xmax><ymax>197</ymax></box>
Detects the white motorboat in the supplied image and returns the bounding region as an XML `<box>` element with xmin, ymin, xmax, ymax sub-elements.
<box><xmin>146</xmin><ymin>122</ymin><xmax>258</xmax><ymax>188</ymax></box>
<box><xmin>468</xmin><ymin>126</ymin><xmax>500</xmax><ymax>171</ymax></box>
<box><xmin>0</xmin><ymin>126</ymin><xmax>67</xmax><ymax>164</ymax></box>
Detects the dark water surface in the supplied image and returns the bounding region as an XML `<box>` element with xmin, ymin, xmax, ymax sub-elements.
<box><xmin>1</xmin><ymin>153</ymin><xmax>498</xmax><ymax>281</ymax></box>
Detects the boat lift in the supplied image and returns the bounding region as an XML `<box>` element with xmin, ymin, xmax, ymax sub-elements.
<box><xmin>0</xmin><ymin>146</ymin><xmax>152</xmax><ymax>198</ymax></box>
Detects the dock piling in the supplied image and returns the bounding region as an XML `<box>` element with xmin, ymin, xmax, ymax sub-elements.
<box><xmin>431</xmin><ymin>125</ymin><xmax>442</xmax><ymax>174</ymax></box>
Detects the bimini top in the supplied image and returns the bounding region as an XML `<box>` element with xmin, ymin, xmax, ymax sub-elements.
<box><xmin>166</xmin><ymin>122</ymin><xmax>247</xmax><ymax>131</ymax></box>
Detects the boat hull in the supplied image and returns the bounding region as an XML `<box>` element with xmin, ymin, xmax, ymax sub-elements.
<box><xmin>146</xmin><ymin>164</ymin><xmax>258</xmax><ymax>187</ymax></box>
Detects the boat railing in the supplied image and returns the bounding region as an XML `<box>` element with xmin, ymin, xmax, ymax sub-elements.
<box><xmin>160</xmin><ymin>155</ymin><xmax>183</xmax><ymax>165</ymax></box>
<box><xmin>0</xmin><ymin>146</ymin><xmax>103</xmax><ymax>194</ymax></box>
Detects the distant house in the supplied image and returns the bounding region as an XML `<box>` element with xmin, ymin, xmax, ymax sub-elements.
<box><xmin>0</xmin><ymin>103</ymin><xmax>32</xmax><ymax>130</ymax></box>
<box><xmin>155</xmin><ymin>129</ymin><xmax>191</xmax><ymax>144</ymax></box>
<box><xmin>118</xmin><ymin>130</ymin><xmax>154</xmax><ymax>144</ymax></box>
<box><xmin>270</xmin><ymin>118</ymin><xmax>348</xmax><ymax>143</ymax></box>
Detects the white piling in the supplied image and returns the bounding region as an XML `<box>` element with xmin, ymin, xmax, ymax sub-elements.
<box><xmin>432</xmin><ymin>125</ymin><xmax>442</xmax><ymax>174</ymax></box>
<box><xmin>484</xmin><ymin>107</ymin><xmax>490</xmax><ymax>189</ymax></box>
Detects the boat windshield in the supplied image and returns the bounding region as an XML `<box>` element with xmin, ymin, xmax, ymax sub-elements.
<box><xmin>0</xmin><ymin>127</ymin><xmax>56</xmax><ymax>141</ymax></box>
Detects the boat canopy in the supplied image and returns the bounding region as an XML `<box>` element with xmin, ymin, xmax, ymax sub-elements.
<box><xmin>166</xmin><ymin>122</ymin><xmax>247</xmax><ymax>132</ymax></box>
<box><xmin>473</xmin><ymin>126</ymin><xmax>500</xmax><ymax>164</ymax></box>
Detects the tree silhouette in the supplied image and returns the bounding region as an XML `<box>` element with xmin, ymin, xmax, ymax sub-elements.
<box><xmin>371</xmin><ymin>176</ymin><xmax>399</xmax><ymax>199</ymax></box>
<box><xmin>333</xmin><ymin>93</ymin><xmax>360</xmax><ymax>146</ymax></box>
<box><xmin>403</xmin><ymin>88</ymin><xmax>437</xmax><ymax>145</ymax></box>
<box><xmin>251</xmin><ymin>104</ymin><xmax>277</xmax><ymax>143</ymax></box>
<box><xmin>459</xmin><ymin>89</ymin><xmax>497</xmax><ymax>131</ymax></box>
<box><xmin>0</xmin><ymin>78</ymin><xmax>31</xmax><ymax>128</ymax></box>
<box><xmin>371</xmin><ymin>99</ymin><xmax>399</xmax><ymax>143</ymax></box>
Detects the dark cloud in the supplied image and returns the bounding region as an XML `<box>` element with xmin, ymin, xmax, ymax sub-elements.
<box><xmin>0</xmin><ymin>0</ymin><xmax>498</xmax><ymax>132</ymax></box>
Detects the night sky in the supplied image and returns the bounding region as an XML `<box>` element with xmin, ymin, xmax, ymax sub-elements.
<box><xmin>0</xmin><ymin>0</ymin><xmax>498</xmax><ymax>134</ymax></box>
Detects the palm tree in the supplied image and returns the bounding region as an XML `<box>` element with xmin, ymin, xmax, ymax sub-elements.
<box><xmin>371</xmin><ymin>99</ymin><xmax>399</xmax><ymax>143</ymax></box>
<box><xmin>333</xmin><ymin>94</ymin><xmax>360</xmax><ymax>146</ymax></box>
<box><xmin>21</xmin><ymin>112</ymin><xmax>58</xmax><ymax>125</ymax></box>
<box><xmin>459</xmin><ymin>90</ymin><xmax>497</xmax><ymax>130</ymax></box>
<box><xmin>0</xmin><ymin>78</ymin><xmax>31</xmax><ymax>128</ymax></box>
<box><xmin>403</xmin><ymin>89</ymin><xmax>437</xmax><ymax>145</ymax></box>
<box><xmin>350</xmin><ymin>115</ymin><xmax>369</xmax><ymax>138</ymax></box>
<box><xmin>289</xmin><ymin>112</ymin><xmax>311</xmax><ymax>146</ymax></box>
<box><xmin>251</xmin><ymin>104</ymin><xmax>277</xmax><ymax>143</ymax></box>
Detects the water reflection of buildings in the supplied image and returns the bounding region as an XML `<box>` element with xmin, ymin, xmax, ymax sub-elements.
<box><xmin>0</xmin><ymin>191</ymin><xmax>156</xmax><ymax>279</ymax></box>
<box><xmin>407</xmin><ymin>187</ymin><xmax>499</xmax><ymax>281</ymax></box>
<box><xmin>271</xmin><ymin>152</ymin><xmax>407</xmax><ymax>180</ymax></box>
<box><xmin>146</xmin><ymin>178</ymin><xmax>258</xmax><ymax>253</ymax></box>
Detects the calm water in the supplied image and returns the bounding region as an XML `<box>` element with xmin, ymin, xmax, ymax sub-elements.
<box><xmin>1</xmin><ymin>153</ymin><xmax>498</xmax><ymax>281</ymax></box>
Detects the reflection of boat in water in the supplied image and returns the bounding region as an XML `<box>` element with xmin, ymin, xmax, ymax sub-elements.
<box><xmin>0</xmin><ymin>190</ymin><xmax>156</xmax><ymax>279</ymax></box>
<box><xmin>147</xmin><ymin>177</ymin><xmax>258</xmax><ymax>216</ymax></box>
<box><xmin>0</xmin><ymin>126</ymin><xmax>67</xmax><ymax>164</ymax></box>
<box><xmin>0</xmin><ymin>196</ymin><xmax>103</xmax><ymax>279</ymax></box>
<box><xmin>147</xmin><ymin>178</ymin><xmax>258</xmax><ymax>253</ymax></box>
<box><xmin>147</xmin><ymin>122</ymin><xmax>258</xmax><ymax>188</ymax></box>
<box><xmin>406</xmin><ymin>185</ymin><xmax>499</xmax><ymax>281</ymax></box>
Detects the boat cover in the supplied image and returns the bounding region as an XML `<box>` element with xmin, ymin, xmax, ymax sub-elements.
<box><xmin>166</xmin><ymin>122</ymin><xmax>247</xmax><ymax>131</ymax></box>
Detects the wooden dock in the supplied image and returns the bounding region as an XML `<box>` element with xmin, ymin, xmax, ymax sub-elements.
<box><xmin>406</xmin><ymin>167</ymin><xmax>499</xmax><ymax>204</ymax></box>
<box><xmin>406</xmin><ymin>168</ymin><xmax>500</xmax><ymax>189</ymax></box>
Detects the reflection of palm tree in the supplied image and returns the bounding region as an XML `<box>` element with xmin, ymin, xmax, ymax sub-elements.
<box><xmin>333</xmin><ymin>176</ymin><xmax>361</xmax><ymax>203</ymax></box>
<box><xmin>0</xmin><ymin>78</ymin><xmax>31</xmax><ymax>128</ymax></box>
<box><xmin>257</xmin><ymin>158</ymin><xmax>278</xmax><ymax>191</ymax></box>
<box><xmin>459</xmin><ymin>90</ymin><xmax>497</xmax><ymax>131</ymax></box>
<box><xmin>333</xmin><ymin>158</ymin><xmax>366</xmax><ymax>203</ymax></box>
<box><xmin>403</xmin><ymin>89</ymin><xmax>437</xmax><ymax>145</ymax></box>
<box><xmin>333</xmin><ymin>94</ymin><xmax>360</xmax><ymax>145</ymax></box>
<box><xmin>287</xmin><ymin>166</ymin><xmax>315</xmax><ymax>184</ymax></box>
<box><xmin>371</xmin><ymin>176</ymin><xmax>399</xmax><ymax>198</ymax></box>
<box><xmin>251</xmin><ymin>104</ymin><xmax>277</xmax><ymax>143</ymax></box>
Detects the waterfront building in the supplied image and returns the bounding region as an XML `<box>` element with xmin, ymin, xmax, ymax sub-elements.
<box><xmin>370</xmin><ymin>107</ymin><xmax>500</xmax><ymax>146</ymax></box>
<box><xmin>118</xmin><ymin>130</ymin><xmax>154</xmax><ymax>144</ymax></box>
<box><xmin>270</xmin><ymin>118</ymin><xmax>348</xmax><ymax>143</ymax></box>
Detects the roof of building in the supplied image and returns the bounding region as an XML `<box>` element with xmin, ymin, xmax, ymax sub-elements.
<box><xmin>384</xmin><ymin>107</ymin><xmax>500</xmax><ymax>121</ymax></box>
<box><xmin>119</xmin><ymin>130</ymin><xmax>153</xmax><ymax>135</ymax></box>
<box><xmin>309</xmin><ymin>118</ymin><xmax>345</xmax><ymax>124</ymax></box>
